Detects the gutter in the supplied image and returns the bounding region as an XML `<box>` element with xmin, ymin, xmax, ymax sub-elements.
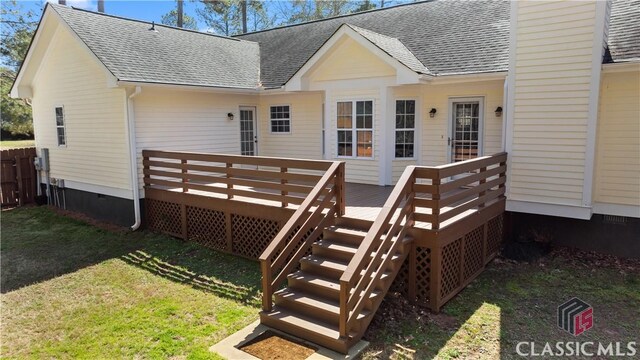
<box><xmin>126</xmin><ymin>86</ymin><xmax>142</xmax><ymax>230</ymax></box>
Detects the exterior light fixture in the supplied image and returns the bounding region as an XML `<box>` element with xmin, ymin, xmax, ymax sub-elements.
<box><xmin>429</xmin><ymin>108</ymin><xmax>437</xmax><ymax>118</ymax></box>
<box><xmin>227</xmin><ymin>112</ymin><xmax>234</xmax><ymax>121</ymax></box>
<box><xmin>495</xmin><ymin>106</ymin><xmax>503</xmax><ymax>117</ymax></box>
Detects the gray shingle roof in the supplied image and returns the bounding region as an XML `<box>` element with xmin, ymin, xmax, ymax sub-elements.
<box><xmin>607</xmin><ymin>0</ymin><xmax>640</xmax><ymax>63</ymax></box>
<box><xmin>50</xmin><ymin>3</ymin><xmax>260</xmax><ymax>89</ymax></box>
<box><xmin>237</xmin><ymin>0</ymin><xmax>510</xmax><ymax>88</ymax></box>
<box><xmin>346</xmin><ymin>24</ymin><xmax>430</xmax><ymax>74</ymax></box>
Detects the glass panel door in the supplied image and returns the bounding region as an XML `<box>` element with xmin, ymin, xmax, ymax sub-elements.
<box><xmin>451</xmin><ymin>101</ymin><xmax>480</xmax><ymax>162</ymax></box>
<box><xmin>239</xmin><ymin>107</ymin><xmax>256</xmax><ymax>156</ymax></box>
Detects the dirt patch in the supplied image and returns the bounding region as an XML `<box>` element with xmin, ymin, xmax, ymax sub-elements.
<box><xmin>239</xmin><ymin>330</ymin><xmax>317</xmax><ymax>360</ymax></box>
<box><xmin>544</xmin><ymin>246</ymin><xmax>640</xmax><ymax>273</ymax></box>
<box><xmin>49</xmin><ymin>206</ymin><xmax>129</xmax><ymax>234</ymax></box>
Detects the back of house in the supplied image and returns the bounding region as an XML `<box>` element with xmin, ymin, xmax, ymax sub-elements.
<box><xmin>11</xmin><ymin>0</ymin><xmax>640</xmax><ymax>256</ymax></box>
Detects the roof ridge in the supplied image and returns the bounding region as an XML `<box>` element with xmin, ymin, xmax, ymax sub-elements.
<box><xmin>48</xmin><ymin>3</ymin><xmax>247</xmax><ymax>43</ymax></box>
<box><xmin>235</xmin><ymin>0</ymin><xmax>437</xmax><ymax>37</ymax></box>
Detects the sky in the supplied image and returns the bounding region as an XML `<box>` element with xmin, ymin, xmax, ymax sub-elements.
<box><xmin>23</xmin><ymin>1</ymin><xmax>213</xmax><ymax>31</ymax></box>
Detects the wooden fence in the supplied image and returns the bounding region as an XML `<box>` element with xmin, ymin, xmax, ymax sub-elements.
<box><xmin>1</xmin><ymin>147</ymin><xmax>37</xmax><ymax>207</ymax></box>
<box><xmin>142</xmin><ymin>150</ymin><xmax>344</xmax><ymax>260</ymax></box>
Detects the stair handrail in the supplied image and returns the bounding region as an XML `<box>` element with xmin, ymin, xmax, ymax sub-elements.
<box><xmin>259</xmin><ymin>161</ymin><xmax>345</xmax><ymax>312</ymax></box>
<box><xmin>338</xmin><ymin>166</ymin><xmax>416</xmax><ymax>336</ymax></box>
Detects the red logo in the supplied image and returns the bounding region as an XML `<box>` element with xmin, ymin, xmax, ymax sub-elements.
<box><xmin>558</xmin><ymin>298</ymin><xmax>593</xmax><ymax>336</ymax></box>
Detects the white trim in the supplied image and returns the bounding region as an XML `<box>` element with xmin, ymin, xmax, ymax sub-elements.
<box><xmin>582</xmin><ymin>0</ymin><xmax>609</xmax><ymax>208</ymax></box>
<box><xmin>506</xmin><ymin>199</ymin><xmax>593</xmax><ymax>220</ymax></box>
<box><xmin>423</xmin><ymin>72</ymin><xmax>507</xmax><ymax>85</ymax></box>
<box><xmin>335</xmin><ymin>99</ymin><xmax>375</xmax><ymax>160</ymax></box>
<box><xmin>446</xmin><ymin>96</ymin><xmax>485</xmax><ymax>164</ymax></box>
<box><xmin>54</xmin><ymin>104</ymin><xmax>67</xmax><ymax>147</ymax></box>
<box><xmin>239</xmin><ymin>106</ymin><xmax>258</xmax><ymax>156</ymax></box>
<box><xmin>504</xmin><ymin>0</ymin><xmax>518</xmax><ymax>201</ymax></box>
<box><xmin>592</xmin><ymin>203</ymin><xmax>640</xmax><ymax>218</ymax></box>
<box><xmin>268</xmin><ymin>104</ymin><xmax>292</xmax><ymax>134</ymax></box>
<box><xmin>601</xmin><ymin>61</ymin><xmax>640</xmax><ymax>73</ymax></box>
<box><xmin>116</xmin><ymin>80</ymin><xmax>260</xmax><ymax>94</ymax></box>
<box><xmin>381</xmin><ymin>86</ymin><xmax>391</xmax><ymax>185</ymax></box>
<box><xmin>62</xmin><ymin>179</ymin><xmax>134</xmax><ymax>200</ymax></box>
<box><xmin>392</xmin><ymin>98</ymin><xmax>419</xmax><ymax>161</ymax></box>
<box><xmin>285</xmin><ymin>25</ymin><xmax>420</xmax><ymax>91</ymax></box>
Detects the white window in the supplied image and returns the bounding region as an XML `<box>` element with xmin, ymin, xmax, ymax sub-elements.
<box><xmin>55</xmin><ymin>106</ymin><xmax>66</xmax><ymax>146</ymax></box>
<box><xmin>270</xmin><ymin>105</ymin><xmax>291</xmax><ymax>133</ymax></box>
<box><xmin>395</xmin><ymin>100</ymin><xmax>415</xmax><ymax>158</ymax></box>
<box><xmin>337</xmin><ymin>100</ymin><xmax>373</xmax><ymax>158</ymax></box>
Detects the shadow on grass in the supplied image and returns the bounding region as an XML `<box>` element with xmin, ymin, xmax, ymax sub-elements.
<box><xmin>1</xmin><ymin>207</ymin><xmax>261</xmax><ymax>306</ymax></box>
<box><xmin>366</xmin><ymin>258</ymin><xmax>640</xmax><ymax>359</ymax></box>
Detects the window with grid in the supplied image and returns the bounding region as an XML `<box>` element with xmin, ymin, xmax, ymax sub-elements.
<box><xmin>337</xmin><ymin>100</ymin><xmax>373</xmax><ymax>158</ymax></box>
<box><xmin>55</xmin><ymin>106</ymin><xmax>66</xmax><ymax>146</ymax></box>
<box><xmin>270</xmin><ymin>105</ymin><xmax>291</xmax><ymax>133</ymax></box>
<box><xmin>395</xmin><ymin>100</ymin><xmax>415</xmax><ymax>158</ymax></box>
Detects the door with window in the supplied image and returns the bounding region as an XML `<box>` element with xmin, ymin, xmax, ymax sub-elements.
<box><xmin>449</xmin><ymin>98</ymin><xmax>483</xmax><ymax>163</ymax></box>
<box><xmin>239</xmin><ymin>107</ymin><xmax>257</xmax><ymax>156</ymax></box>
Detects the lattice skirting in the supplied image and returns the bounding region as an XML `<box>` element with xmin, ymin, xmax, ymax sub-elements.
<box><xmin>390</xmin><ymin>213</ymin><xmax>505</xmax><ymax>311</ymax></box>
<box><xmin>145</xmin><ymin>198</ymin><xmax>291</xmax><ymax>260</ymax></box>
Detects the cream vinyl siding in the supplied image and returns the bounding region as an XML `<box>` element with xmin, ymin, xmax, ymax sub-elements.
<box><xmin>509</xmin><ymin>0</ymin><xmax>598</xmax><ymax>206</ymax></box>
<box><xmin>30</xmin><ymin>25</ymin><xmax>129</xmax><ymax>191</ymax></box>
<box><xmin>134</xmin><ymin>88</ymin><xmax>258</xmax><ymax>191</ymax></box>
<box><xmin>310</xmin><ymin>36</ymin><xmax>395</xmax><ymax>82</ymax></box>
<box><xmin>594</xmin><ymin>70</ymin><xmax>640</xmax><ymax>207</ymax></box>
<box><xmin>258</xmin><ymin>92</ymin><xmax>323</xmax><ymax>160</ymax></box>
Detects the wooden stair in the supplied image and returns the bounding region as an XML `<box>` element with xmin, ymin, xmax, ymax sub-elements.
<box><xmin>260</xmin><ymin>216</ymin><xmax>412</xmax><ymax>354</ymax></box>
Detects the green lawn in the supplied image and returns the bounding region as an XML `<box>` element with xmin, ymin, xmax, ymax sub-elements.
<box><xmin>0</xmin><ymin>139</ymin><xmax>34</xmax><ymax>150</ymax></box>
<box><xmin>363</xmin><ymin>251</ymin><xmax>640</xmax><ymax>359</ymax></box>
<box><xmin>2</xmin><ymin>207</ymin><xmax>639</xmax><ymax>359</ymax></box>
<box><xmin>1</xmin><ymin>207</ymin><xmax>261</xmax><ymax>359</ymax></box>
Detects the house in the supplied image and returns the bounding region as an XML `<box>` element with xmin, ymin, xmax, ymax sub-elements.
<box><xmin>9</xmin><ymin>0</ymin><xmax>640</xmax><ymax>353</ymax></box>
<box><xmin>10</xmin><ymin>2</ymin><xmax>639</xmax><ymax>250</ymax></box>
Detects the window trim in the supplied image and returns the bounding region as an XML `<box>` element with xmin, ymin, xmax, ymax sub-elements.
<box><xmin>268</xmin><ymin>104</ymin><xmax>292</xmax><ymax>134</ymax></box>
<box><xmin>336</xmin><ymin>99</ymin><xmax>375</xmax><ymax>159</ymax></box>
<box><xmin>394</xmin><ymin>99</ymin><xmax>417</xmax><ymax>160</ymax></box>
<box><xmin>54</xmin><ymin>105</ymin><xmax>67</xmax><ymax>147</ymax></box>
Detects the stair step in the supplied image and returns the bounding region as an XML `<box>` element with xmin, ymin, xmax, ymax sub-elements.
<box><xmin>260</xmin><ymin>308</ymin><xmax>356</xmax><ymax>353</ymax></box>
<box><xmin>300</xmin><ymin>255</ymin><xmax>347</xmax><ymax>279</ymax></box>
<box><xmin>335</xmin><ymin>216</ymin><xmax>373</xmax><ymax>231</ymax></box>
<box><xmin>312</xmin><ymin>239</ymin><xmax>358</xmax><ymax>262</ymax></box>
<box><xmin>322</xmin><ymin>226</ymin><xmax>367</xmax><ymax>245</ymax></box>
<box><xmin>274</xmin><ymin>289</ymin><xmax>370</xmax><ymax>323</ymax></box>
<box><xmin>288</xmin><ymin>269</ymin><xmax>392</xmax><ymax>300</ymax></box>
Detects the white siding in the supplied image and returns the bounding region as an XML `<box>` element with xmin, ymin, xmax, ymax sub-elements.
<box><xmin>257</xmin><ymin>92</ymin><xmax>324</xmax><ymax>160</ymax></box>
<box><xmin>31</xmin><ymin>25</ymin><xmax>129</xmax><ymax>192</ymax></box>
<box><xmin>594</xmin><ymin>69</ymin><xmax>640</xmax><ymax>207</ymax></box>
<box><xmin>508</xmin><ymin>0</ymin><xmax>599</xmax><ymax>207</ymax></box>
<box><xmin>134</xmin><ymin>87</ymin><xmax>258</xmax><ymax>191</ymax></box>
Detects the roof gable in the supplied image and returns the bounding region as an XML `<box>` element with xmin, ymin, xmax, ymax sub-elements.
<box><xmin>286</xmin><ymin>24</ymin><xmax>424</xmax><ymax>90</ymax></box>
<box><xmin>50</xmin><ymin>4</ymin><xmax>261</xmax><ymax>89</ymax></box>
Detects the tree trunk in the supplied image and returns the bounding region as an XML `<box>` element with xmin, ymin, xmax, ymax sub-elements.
<box><xmin>380</xmin><ymin>0</ymin><xmax>385</xmax><ymax>8</ymax></box>
<box><xmin>241</xmin><ymin>0</ymin><xmax>247</xmax><ymax>34</ymax></box>
<box><xmin>98</xmin><ymin>0</ymin><xmax>104</xmax><ymax>12</ymax></box>
<box><xmin>177</xmin><ymin>0</ymin><xmax>184</xmax><ymax>28</ymax></box>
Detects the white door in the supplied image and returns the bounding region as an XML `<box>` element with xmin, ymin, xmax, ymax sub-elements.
<box><xmin>239</xmin><ymin>107</ymin><xmax>257</xmax><ymax>156</ymax></box>
<box><xmin>449</xmin><ymin>98</ymin><xmax>483</xmax><ymax>163</ymax></box>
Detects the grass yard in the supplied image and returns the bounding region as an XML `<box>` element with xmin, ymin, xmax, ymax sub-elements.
<box><xmin>363</xmin><ymin>251</ymin><xmax>640</xmax><ymax>359</ymax></box>
<box><xmin>2</xmin><ymin>207</ymin><xmax>639</xmax><ymax>359</ymax></box>
<box><xmin>1</xmin><ymin>207</ymin><xmax>261</xmax><ymax>359</ymax></box>
<box><xmin>0</xmin><ymin>139</ymin><xmax>35</xmax><ymax>150</ymax></box>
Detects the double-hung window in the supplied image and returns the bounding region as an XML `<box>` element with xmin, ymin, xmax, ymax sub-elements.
<box><xmin>55</xmin><ymin>106</ymin><xmax>66</xmax><ymax>146</ymax></box>
<box><xmin>395</xmin><ymin>100</ymin><xmax>415</xmax><ymax>158</ymax></box>
<box><xmin>337</xmin><ymin>100</ymin><xmax>373</xmax><ymax>158</ymax></box>
<box><xmin>270</xmin><ymin>105</ymin><xmax>291</xmax><ymax>133</ymax></box>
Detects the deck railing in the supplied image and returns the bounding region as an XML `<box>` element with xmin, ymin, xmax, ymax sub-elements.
<box><xmin>143</xmin><ymin>150</ymin><xmax>343</xmax><ymax>208</ymax></box>
<box><xmin>338</xmin><ymin>152</ymin><xmax>507</xmax><ymax>334</ymax></box>
<box><xmin>258</xmin><ymin>160</ymin><xmax>345</xmax><ymax>311</ymax></box>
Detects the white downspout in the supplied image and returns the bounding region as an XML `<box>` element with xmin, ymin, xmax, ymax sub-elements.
<box><xmin>502</xmin><ymin>78</ymin><xmax>508</xmax><ymax>151</ymax></box>
<box><xmin>126</xmin><ymin>86</ymin><xmax>142</xmax><ymax>230</ymax></box>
